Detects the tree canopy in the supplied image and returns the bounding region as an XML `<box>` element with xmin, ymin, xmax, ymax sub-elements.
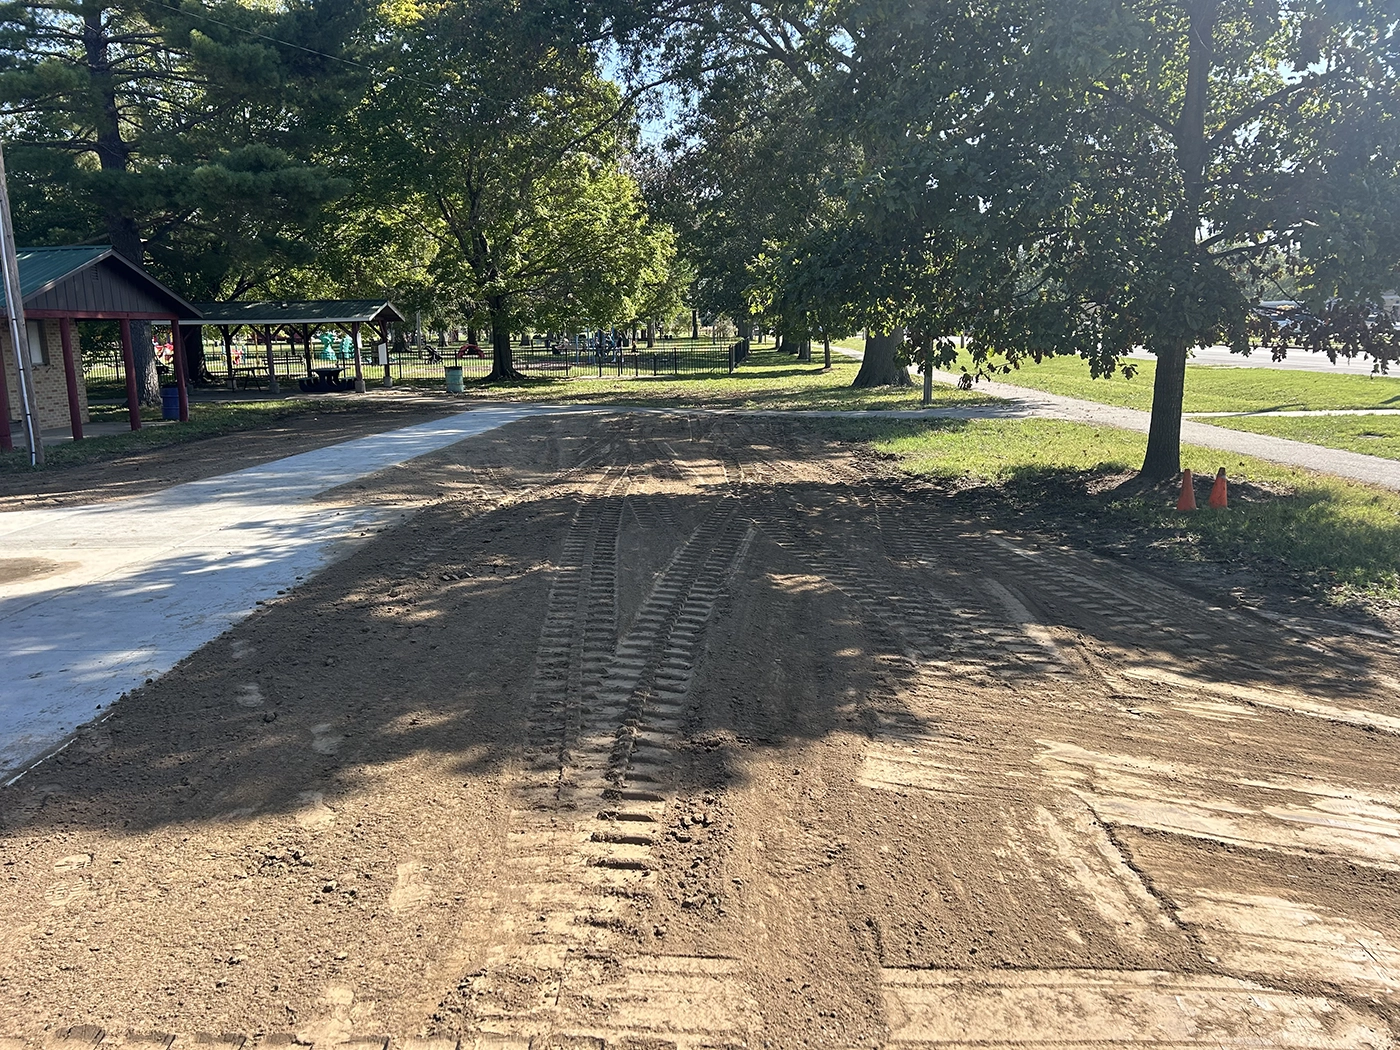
<box><xmin>4</xmin><ymin>0</ymin><xmax>1398</xmax><ymax>468</ymax></box>
<box><xmin>646</xmin><ymin>0</ymin><xmax>1400</xmax><ymax>472</ymax></box>
<box><xmin>1</xmin><ymin>0</ymin><xmax>366</xmax><ymax>398</ymax></box>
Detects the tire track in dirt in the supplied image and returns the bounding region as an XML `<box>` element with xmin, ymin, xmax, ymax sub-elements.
<box><xmin>432</xmin><ymin>460</ymin><xmax>761</xmax><ymax>1047</ymax></box>
<box><xmin>391</xmin><ymin>447</ymin><xmax>609</xmax><ymax>581</ymax></box>
<box><xmin>753</xmin><ymin>502</ymin><xmax>1073</xmax><ymax>685</ymax></box>
<box><xmin>868</xmin><ymin>487</ymin><xmax>1376</xmax><ymax>701</ymax></box>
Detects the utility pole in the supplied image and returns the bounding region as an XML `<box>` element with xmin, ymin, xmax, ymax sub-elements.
<box><xmin>0</xmin><ymin>142</ymin><xmax>43</xmax><ymax>466</ymax></box>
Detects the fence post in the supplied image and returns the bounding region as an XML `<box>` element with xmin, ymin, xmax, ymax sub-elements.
<box><xmin>728</xmin><ymin>343</ymin><xmax>735</xmax><ymax>374</ymax></box>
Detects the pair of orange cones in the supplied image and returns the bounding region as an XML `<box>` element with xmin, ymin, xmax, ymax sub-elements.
<box><xmin>1177</xmin><ymin>467</ymin><xmax>1227</xmax><ymax>511</ymax></box>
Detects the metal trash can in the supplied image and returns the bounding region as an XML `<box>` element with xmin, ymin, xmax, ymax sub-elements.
<box><xmin>445</xmin><ymin>365</ymin><xmax>464</xmax><ymax>393</ymax></box>
<box><xmin>160</xmin><ymin>386</ymin><xmax>181</xmax><ymax>420</ymax></box>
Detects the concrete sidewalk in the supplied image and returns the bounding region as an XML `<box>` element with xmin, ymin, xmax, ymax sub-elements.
<box><xmin>0</xmin><ymin>404</ymin><xmax>553</xmax><ymax>781</ymax></box>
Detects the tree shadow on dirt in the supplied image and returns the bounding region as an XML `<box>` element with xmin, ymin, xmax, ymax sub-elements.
<box><xmin>3</xmin><ymin>417</ymin><xmax>1396</xmax><ymax>841</ymax></box>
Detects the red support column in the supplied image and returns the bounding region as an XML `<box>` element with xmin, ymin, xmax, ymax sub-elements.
<box><xmin>58</xmin><ymin>316</ymin><xmax>83</xmax><ymax>441</ymax></box>
<box><xmin>0</xmin><ymin>329</ymin><xmax>13</xmax><ymax>451</ymax></box>
<box><xmin>171</xmin><ymin>318</ymin><xmax>189</xmax><ymax>421</ymax></box>
<box><xmin>120</xmin><ymin>318</ymin><xmax>141</xmax><ymax>431</ymax></box>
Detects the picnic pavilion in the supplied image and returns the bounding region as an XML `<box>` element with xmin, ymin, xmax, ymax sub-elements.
<box><xmin>1</xmin><ymin>245</ymin><xmax>201</xmax><ymax>450</ymax></box>
<box><xmin>183</xmin><ymin>300</ymin><xmax>407</xmax><ymax>395</ymax></box>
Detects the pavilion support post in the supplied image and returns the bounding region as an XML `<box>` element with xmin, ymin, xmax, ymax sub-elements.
<box><xmin>58</xmin><ymin>317</ymin><xmax>83</xmax><ymax>440</ymax></box>
<box><xmin>222</xmin><ymin>326</ymin><xmax>235</xmax><ymax>391</ymax></box>
<box><xmin>120</xmin><ymin>318</ymin><xmax>141</xmax><ymax>431</ymax></box>
<box><xmin>266</xmin><ymin>326</ymin><xmax>280</xmax><ymax>396</ymax></box>
<box><xmin>171</xmin><ymin>318</ymin><xmax>189</xmax><ymax>421</ymax></box>
<box><xmin>0</xmin><ymin>330</ymin><xmax>14</xmax><ymax>451</ymax></box>
<box><xmin>352</xmin><ymin>321</ymin><xmax>365</xmax><ymax>393</ymax></box>
<box><xmin>303</xmin><ymin>325</ymin><xmax>313</xmax><ymax>378</ymax></box>
<box><xmin>380</xmin><ymin>320</ymin><xmax>392</xmax><ymax>388</ymax></box>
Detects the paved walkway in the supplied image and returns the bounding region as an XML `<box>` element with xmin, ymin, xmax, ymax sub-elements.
<box><xmin>0</xmin><ymin>405</ymin><xmax>552</xmax><ymax>781</ymax></box>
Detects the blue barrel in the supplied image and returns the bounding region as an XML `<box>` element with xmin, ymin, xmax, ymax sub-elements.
<box><xmin>161</xmin><ymin>386</ymin><xmax>181</xmax><ymax>420</ymax></box>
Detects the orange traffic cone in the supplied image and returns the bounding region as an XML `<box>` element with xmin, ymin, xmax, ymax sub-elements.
<box><xmin>1208</xmin><ymin>467</ymin><xmax>1228</xmax><ymax>509</ymax></box>
<box><xmin>1176</xmin><ymin>469</ymin><xmax>1197</xmax><ymax>511</ymax></box>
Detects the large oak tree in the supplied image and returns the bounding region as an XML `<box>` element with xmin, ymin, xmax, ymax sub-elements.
<box><xmin>345</xmin><ymin>0</ymin><xmax>675</xmax><ymax>381</ymax></box>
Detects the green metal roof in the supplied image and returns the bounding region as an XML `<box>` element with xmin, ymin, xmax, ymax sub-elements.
<box><xmin>187</xmin><ymin>300</ymin><xmax>406</xmax><ymax>326</ymax></box>
<box><xmin>4</xmin><ymin>245</ymin><xmax>201</xmax><ymax>318</ymax></box>
<box><xmin>6</xmin><ymin>246</ymin><xmax>112</xmax><ymax>306</ymax></box>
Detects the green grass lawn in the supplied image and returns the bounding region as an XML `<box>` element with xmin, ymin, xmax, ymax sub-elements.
<box><xmin>956</xmin><ymin>349</ymin><xmax>1400</xmax><ymax>413</ymax></box>
<box><xmin>820</xmin><ymin>415</ymin><xmax>1400</xmax><ymax>598</ymax></box>
<box><xmin>830</xmin><ymin>337</ymin><xmax>1400</xmax><ymax>462</ymax></box>
<box><xmin>411</xmin><ymin>344</ymin><xmax>999</xmax><ymax>412</ymax></box>
<box><xmin>1204</xmin><ymin>414</ymin><xmax>1400</xmax><ymax>461</ymax></box>
<box><xmin>831</xmin><ymin>337</ymin><xmax>1400</xmax><ymax>413</ymax></box>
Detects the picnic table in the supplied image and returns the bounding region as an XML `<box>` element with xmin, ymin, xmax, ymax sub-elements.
<box><xmin>232</xmin><ymin>366</ymin><xmax>265</xmax><ymax>390</ymax></box>
<box><xmin>299</xmin><ymin>366</ymin><xmax>354</xmax><ymax>393</ymax></box>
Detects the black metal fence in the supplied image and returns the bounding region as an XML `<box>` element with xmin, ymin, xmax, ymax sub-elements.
<box><xmin>82</xmin><ymin>341</ymin><xmax>735</xmax><ymax>391</ymax></box>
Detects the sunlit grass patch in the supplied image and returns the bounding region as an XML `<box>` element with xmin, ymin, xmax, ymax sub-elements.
<box><xmin>824</xmin><ymin>416</ymin><xmax>1400</xmax><ymax>599</ymax></box>
<box><xmin>831</xmin><ymin>338</ymin><xmax>1400</xmax><ymax>415</ymax></box>
<box><xmin>419</xmin><ymin>344</ymin><xmax>999</xmax><ymax>412</ymax></box>
<box><xmin>1206</xmin><ymin>414</ymin><xmax>1400</xmax><ymax>462</ymax></box>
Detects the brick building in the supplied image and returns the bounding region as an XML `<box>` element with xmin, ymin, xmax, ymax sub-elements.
<box><xmin>1</xmin><ymin>317</ymin><xmax>88</xmax><ymax>430</ymax></box>
<box><xmin>1</xmin><ymin>246</ymin><xmax>200</xmax><ymax>448</ymax></box>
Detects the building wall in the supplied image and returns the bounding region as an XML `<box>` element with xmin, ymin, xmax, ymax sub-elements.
<box><xmin>2</xmin><ymin>319</ymin><xmax>90</xmax><ymax>431</ymax></box>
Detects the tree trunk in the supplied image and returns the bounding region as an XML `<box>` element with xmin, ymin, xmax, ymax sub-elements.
<box><xmin>852</xmin><ymin>330</ymin><xmax>911</xmax><ymax>387</ymax></box>
<box><xmin>646</xmin><ymin>322</ymin><xmax>655</xmax><ymax>349</ymax></box>
<box><xmin>83</xmin><ymin>6</ymin><xmax>160</xmax><ymax>406</ymax></box>
<box><xmin>823</xmin><ymin>335</ymin><xmax>831</xmax><ymax>369</ymax></box>
<box><xmin>1140</xmin><ymin>0</ymin><xmax>1216</xmax><ymax>478</ymax></box>
<box><xmin>796</xmin><ymin>338</ymin><xmax>811</xmax><ymax>363</ymax></box>
<box><xmin>1142</xmin><ymin>340</ymin><xmax>1188</xmax><ymax>478</ymax></box>
<box><xmin>735</xmin><ymin>311</ymin><xmax>751</xmax><ymax>363</ymax></box>
<box><xmin>922</xmin><ymin>345</ymin><xmax>934</xmax><ymax>405</ymax></box>
<box><xmin>467</xmin><ymin>326</ymin><xmax>479</xmax><ymax>350</ymax></box>
<box><xmin>182</xmin><ymin>324</ymin><xmax>208</xmax><ymax>385</ymax></box>
<box><xmin>485</xmin><ymin>300</ymin><xmax>526</xmax><ymax>381</ymax></box>
<box><xmin>691</xmin><ymin>309</ymin><xmax>699</xmax><ymax>340</ymax></box>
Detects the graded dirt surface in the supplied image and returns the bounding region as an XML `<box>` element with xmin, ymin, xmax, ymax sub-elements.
<box><xmin>3</xmin><ymin>412</ymin><xmax>1400</xmax><ymax>1048</ymax></box>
